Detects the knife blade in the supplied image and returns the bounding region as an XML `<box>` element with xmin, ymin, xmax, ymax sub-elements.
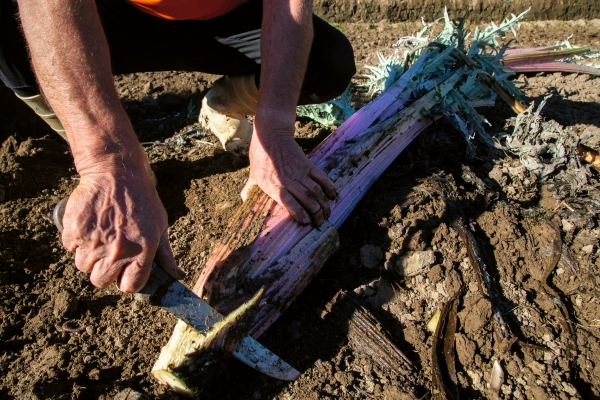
<box><xmin>136</xmin><ymin>265</ymin><xmax>301</xmax><ymax>381</ymax></box>
<box><xmin>53</xmin><ymin>197</ymin><xmax>300</xmax><ymax>381</ymax></box>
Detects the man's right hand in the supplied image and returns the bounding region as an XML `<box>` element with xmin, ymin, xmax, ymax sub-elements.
<box><xmin>61</xmin><ymin>166</ymin><xmax>185</xmax><ymax>293</ymax></box>
<box><xmin>15</xmin><ymin>0</ymin><xmax>186</xmax><ymax>292</ymax></box>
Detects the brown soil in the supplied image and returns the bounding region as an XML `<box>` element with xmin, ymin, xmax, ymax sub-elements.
<box><xmin>314</xmin><ymin>0</ymin><xmax>600</xmax><ymax>22</ymax></box>
<box><xmin>1</xmin><ymin>20</ymin><xmax>600</xmax><ymax>400</ymax></box>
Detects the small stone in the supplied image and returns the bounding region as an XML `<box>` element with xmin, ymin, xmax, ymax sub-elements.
<box><xmin>395</xmin><ymin>250</ymin><xmax>436</xmax><ymax>276</ymax></box>
<box><xmin>562</xmin><ymin>382</ymin><xmax>577</xmax><ymax>396</ymax></box>
<box><xmin>53</xmin><ymin>290</ymin><xmax>78</xmax><ymax>319</ymax></box>
<box><xmin>582</xmin><ymin>244</ymin><xmax>595</xmax><ymax>254</ymax></box>
<box><xmin>467</xmin><ymin>370</ymin><xmax>481</xmax><ymax>386</ymax></box>
<box><xmin>427</xmin><ymin>264</ymin><xmax>444</xmax><ymax>284</ymax></box>
<box><xmin>527</xmin><ymin>361</ymin><xmax>546</xmax><ymax>376</ymax></box>
<box><xmin>360</xmin><ymin>244</ymin><xmax>383</xmax><ymax>269</ymax></box>
<box><xmin>215</xmin><ymin>201</ymin><xmax>235</xmax><ymax>211</ymax></box>
<box><xmin>488</xmin><ymin>165</ymin><xmax>504</xmax><ymax>184</ymax></box>
<box><xmin>86</xmin><ymin>326</ymin><xmax>96</xmax><ymax>335</ymax></box>
<box><xmin>114</xmin><ymin>388</ymin><xmax>149</xmax><ymax>400</ymax></box>
<box><xmin>144</xmin><ymin>81</ymin><xmax>154</xmax><ymax>95</ymax></box>
<box><xmin>562</xmin><ymin>219</ymin><xmax>575</xmax><ymax>232</ymax></box>
<box><xmin>88</xmin><ymin>368</ymin><xmax>100</xmax><ymax>381</ymax></box>
<box><xmin>435</xmin><ymin>282</ymin><xmax>448</xmax><ymax>298</ymax></box>
<box><xmin>501</xmin><ymin>384</ymin><xmax>513</xmax><ymax>396</ymax></box>
<box><xmin>334</xmin><ymin>371</ymin><xmax>354</xmax><ymax>386</ymax></box>
<box><xmin>388</xmin><ymin>224</ymin><xmax>404</xmax><ymax>240</ymax></box>
<box><xmin>446</xmin><ymin>269</ymin><xmax>463</xmax><ymax>296</ymax></box>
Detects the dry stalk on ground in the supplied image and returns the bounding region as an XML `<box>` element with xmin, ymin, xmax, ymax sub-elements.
<box><xmin>152</xmin><ymin>12</ymin><xmax>534</xmax><ymax>392</ymax></box>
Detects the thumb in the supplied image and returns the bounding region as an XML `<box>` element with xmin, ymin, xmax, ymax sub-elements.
<box><xmin>155</xmin><ymin>230</ymin><xmax>186</xmax><ymax>280</ymax></box>
<box><xmin>241</xmin><ymin>176</ymin><xmax>257</xmax><ymax>202</ymax></box>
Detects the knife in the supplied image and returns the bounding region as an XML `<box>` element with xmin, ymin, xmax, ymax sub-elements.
<box><xmin>53</xmin><ymin>197</ymin><xmax>300</xmax><ymax>381</ymax></box>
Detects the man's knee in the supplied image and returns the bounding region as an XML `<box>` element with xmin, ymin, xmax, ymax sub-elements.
<box><xmin>302</xmin><ymin>18</ymin><xmax>356</xmax><ymax>104</ymax></box>
<box><xmin>322</xmin><ymin>35</ymin><xmax>356</xmax><ymax>99</ymax></box>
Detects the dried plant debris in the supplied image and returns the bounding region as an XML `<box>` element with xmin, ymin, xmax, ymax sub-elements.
<box><xmin>497</xmin><ymin>96</ymin><xmax>592</xmax><ymax>191</ymax></box>
<box><xmin>496</xmin><ymin>96</ymin><xmax>600</xmax><ymax>214</ymax></box>
<box><xmin>431</xmin><ymin>286</ymin><xmax>463</xmax><ymax>400</ymax></box>
<box><xmin>326</xmin><ymin>291</ymin><xmax>415</xmax><ymax>378</ymax></box>
<box><xmin>524</xmin><ymin>216</ymin><xmax>576</xmax><ymax>356</ymax></box>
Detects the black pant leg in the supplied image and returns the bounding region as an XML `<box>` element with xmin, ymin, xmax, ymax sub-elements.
<box><xmin>299</xmin><ymin>16</ymin><xmax>356</xmax><ymax>104</ymax></box>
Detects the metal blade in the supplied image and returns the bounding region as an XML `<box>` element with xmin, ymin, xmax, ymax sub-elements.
<box><xmin>234</xmin><ymin>336</ymin><xmax>301</xmax><ymax>381</ymax></box>
<box><xmin>135</xmin><ymin>266</ymin><xmax>300</xmax><ymax>381</ymax></box>
<box><xmin>136</xmin><ymin>266</ymin><xmax>224</xmax><ymax>331</ymax></box>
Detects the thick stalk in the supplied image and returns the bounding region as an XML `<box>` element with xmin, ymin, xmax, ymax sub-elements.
<box><xmin>507</xmin><ymin>62</ymin><xmax>600</xmax><ymax>76</ymax></box>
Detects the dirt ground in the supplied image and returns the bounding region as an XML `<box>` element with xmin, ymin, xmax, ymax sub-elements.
<box><xmin>313</xmin><ymin>0</ymin><xmax>600</xmax><ymax>23</ymax></box>
<box><xmin>1</xmin><ymin>18</ymin><xmax>600</xmax><ymax>400</ymax></box>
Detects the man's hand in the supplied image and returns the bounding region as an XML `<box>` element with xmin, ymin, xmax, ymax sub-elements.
<box><xmin>245</xmin><ymin>0</ymin><xmax>336</xmax><ymax>225</ymax></box>
<box><xmin>16</xmin><ymin>0</ymin><xmax>185</xmax><ymax>291</ymax></box>
<box><xmin>241</xmin><ymin>125</ymin><xmax>336</xmax><ymax>226</ymax></box>
<box><xmin>62</xmin><ymin>165</ymin><xmax>184</xmax><ymax>293</ymax></box>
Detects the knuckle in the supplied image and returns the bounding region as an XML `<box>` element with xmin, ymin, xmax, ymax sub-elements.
<box><xmin>309</xmin><ymin>203</ymin><xmax>322</xmax><ymax>214</ymax></box>
<box><xmin>309</xmin><ymin>183</ymin><xmax>322</xmax><ymax>196</ymax></box>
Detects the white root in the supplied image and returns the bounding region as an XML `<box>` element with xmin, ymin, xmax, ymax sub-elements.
<box><xmin>151</xmin><ymin>290</ymin><xmax>263</xmax><ymax>397</ymax></box>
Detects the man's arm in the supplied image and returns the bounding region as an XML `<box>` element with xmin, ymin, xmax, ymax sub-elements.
<box><xmin>16</xmin><ymin>0</ymin><xmax>184</xmax><ymax>292</ymax></box>
<box><xmin>241</xmin><ymin>0</ymin><xmax>336</xmax><ymax>226</ymax></box>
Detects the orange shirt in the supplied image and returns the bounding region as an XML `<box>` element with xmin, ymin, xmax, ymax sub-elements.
<box><xmin>128</xmin><ymin>0</ymin><xmax>249</xmax><ymax>21</ymax></box>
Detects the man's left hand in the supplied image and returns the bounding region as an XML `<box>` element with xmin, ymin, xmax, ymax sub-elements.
<box><xmin>241</xmin><ymin>125</ymin><xmax>336</xmax><ymax>226</ymax></box>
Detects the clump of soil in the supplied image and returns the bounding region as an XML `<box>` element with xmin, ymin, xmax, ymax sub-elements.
<box><xmin>1</xmin><ymin>20</ymin><xmax>600</xmax><ymax>399</ymax></box>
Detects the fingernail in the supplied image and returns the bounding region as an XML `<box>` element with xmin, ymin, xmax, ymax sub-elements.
<box><xmin>302</xmin><ymin>217</ymin><xmax>310</xmax><ymax>225</ymax></box>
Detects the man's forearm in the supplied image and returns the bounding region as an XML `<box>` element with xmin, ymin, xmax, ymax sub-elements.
<box><xmin>16</xmin><ymin>0</ymin><xmax>144</xmax><ymax>175</ymax></box>
<box><xmin>256</xmin><ymin>0</ymin><xmax>313</xmax><ymax>131</ymax></box>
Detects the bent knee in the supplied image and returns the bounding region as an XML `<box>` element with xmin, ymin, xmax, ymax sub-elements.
<box><xmin>301</xmin><ymin>19</ymin><xmax>356</xmax><ymax>104</ymax></box>
<box><xmin>315</xmin><ymin>40</ymin><xmax>356</xmax><ymax>101</ymax></box>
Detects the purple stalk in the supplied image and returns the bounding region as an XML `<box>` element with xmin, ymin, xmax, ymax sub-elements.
<box><xmin>503</xmin><ymin>47</ymin><xmax>592</xmax><ymax>65</ymax></box>
<box><xmin>507</xmin><ymin>61</ymin><xmax>600</xmax><ymax>76</ymax></box>
<box><xmin>503</xmin><ymin>45</ymin><xmax>562</xmax><ymax>55</ymax></box>
<box><xmin>195</xmin><ymin>69</ymin><xmax>463</xmax><ymax>338</ymax></box>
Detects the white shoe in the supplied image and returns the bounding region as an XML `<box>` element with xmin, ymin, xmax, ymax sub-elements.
<box><xmin>199</xmin><ymin>75</ymin><xmax>258</xmax><ymax>155</ymax></box>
